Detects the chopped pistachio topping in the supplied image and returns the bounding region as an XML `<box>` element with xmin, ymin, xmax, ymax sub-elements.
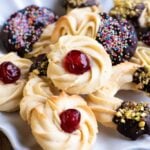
<box><xmin>139</xmin><ymin>121</ymin><xmax>145</xmax><ymax>128</ymax></box>
<box><xmin>67</xmin><ymin>0</ymin><xmax>86</xmax><ymax>7</ymax></box>
<box><xmin>65</xmin><ymin>0</ymin><xmax>98</xmax><ymax>8</ymax></box>
<box><xmin>133</xmin><ymin>66</ymin><xmax>150</xmax><ymax>94</ymax></box>
<box><xmin>110</xmin><ymin>0</ymin><xmax>145</xmax><ymax>18</ymax></box>
<box><xmin>114</xmin><ymin>101</ymin><xmax>150</xmax><ymax>129</ymax></box>
<box><xmin>116</xmin><ymin>111</ymin><xmax>122</xmax><ymax>117</ymax></box>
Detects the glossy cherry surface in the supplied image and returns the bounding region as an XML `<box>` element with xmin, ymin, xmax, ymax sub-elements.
<box><xmin>60</xmin><ymin>109</ymin><xmax>81</xmax><ymax>133</ymax></box>
<box><xmin>0</xmin><ymin>61</ymin><xmax>21</xmax><ymax>84</ymax></box>
<box><xmin>64</xmin><ymin>50</ymin><xmax>91</xmax><ymax>75</ymax></box>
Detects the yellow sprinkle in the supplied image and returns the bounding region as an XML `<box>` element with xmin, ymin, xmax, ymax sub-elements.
<box><xmin>135</xmin><ymin>116</ymin><xmax>140</xmax><ymax>121</ymax></box>
<box><xmin>141</xmin><ymin>113</ymin><xmax>147</xmax><ymax>117</ymax></box>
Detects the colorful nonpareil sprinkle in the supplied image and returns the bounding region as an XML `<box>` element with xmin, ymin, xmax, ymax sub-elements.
<box><xmin>2</xmin><ymin>5</ymin><xmax>58</xmax><ymax>57</ymax></box>
<box><xmin>96</xmin><ymin>13</ymin><xmax>138</xmax><ymax>65</ymax></box>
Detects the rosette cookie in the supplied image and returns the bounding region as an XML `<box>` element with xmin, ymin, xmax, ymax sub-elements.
<box><xmin>20</xmin><ymin>73</ymin><xmax>59</xmax><ymax>123</ymax></box>
<box><xmin>50</xmin><ymin>8</ymin><xmax>101</xmax><ymax>44</ymax></box>
<box><xmin>0</xmin><ymin>53</ymin><xmax>32</xmax><ymax>112</ymax></box>
<box><xmin>47</xmin><ymin>35</ymin><xmax>112</xmax><ymax>94</ymax></box>
<box><xmin>20</xmin><ymin>92</ymin><xmax>98</xmax><ymax>150</ymax></box>
<box><xmin>99</xmin><ymin>62</ymin><xmax>139</xmax><ymax>97</ymax></box>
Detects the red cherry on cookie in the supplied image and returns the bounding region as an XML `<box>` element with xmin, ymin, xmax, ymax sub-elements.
<box><xmin>0</xmin><ymin>61</ymin><xmax>21</xmax><ymax>84</ymax></box>
<box><xmin>60</xmin><ymin>109</ymin><xmax>81</xmax><ymax>133</ymax></box>
<box><xmin>64</xmin><ymin>50</ymin><xmax>91</xmax><ymax>75</ymax></box>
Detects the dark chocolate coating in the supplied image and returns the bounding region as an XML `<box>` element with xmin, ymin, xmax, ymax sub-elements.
<box><xmin>64</xmin><ymin>0</ymin><xmax>98</xmax><ymax>8</ymax></box>
<box><xmin>1</xmin><ymin>5</ymin><xmax>58</xmax><ymax>57</ymax></box>
<box><xmin>115</xmin><ymin>119</ymin><xmax>145</xmax><ymax>140</ymax></box>
<box><xmin>133</xmin><ymin>67</ymin><xmax>150</xmax><ymax>94</ymax></box>
<box><xmin>113</xmin><ymin>101</ymin><xmax>150</xmax><ymax>140</ymax></box>
<box><xmin>137</xmin><ymin>28</ymin><xmax>150</xmax><ymax>46</ymax></box>
<box><xmin>145</xmin><ymin>115</ymin><xmax>150</xmax><ymax>135</ymax></box>
<box><xmin>30</xmin><ymin>54</ymin><xmax>48</xmax><ymax>76</ymax></box>
<box><xmin>96</xmin><ymin>13</ymin><xmax>138</xmax><ymax>65</ymax></box>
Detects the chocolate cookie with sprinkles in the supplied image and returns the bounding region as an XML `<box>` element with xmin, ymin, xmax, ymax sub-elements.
<box><xmin>110</xmin><ymin>0</ymin><xmax>150</xmax><ymax>46</ymax></box>
<box><xmin>96</xmin><ymin>13</ymin><xmax>138</xmax><ymax>65</ymax></box>
<box><xmin>1</xmin><ymin>5</ymin><xmax>58</xmax><ymax>57</ymax></box>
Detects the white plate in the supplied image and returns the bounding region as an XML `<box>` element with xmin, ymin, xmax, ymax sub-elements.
<box><xmin>0</xmin><ymin>0</ymin><xmax>150</xmax><ymax>150</ymax></box>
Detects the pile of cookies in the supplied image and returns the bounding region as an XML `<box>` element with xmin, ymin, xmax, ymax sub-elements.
<box><xmin>0</xmin><ymin>0</ymin><xmax>150</xmax><ymax>149</ymax></box>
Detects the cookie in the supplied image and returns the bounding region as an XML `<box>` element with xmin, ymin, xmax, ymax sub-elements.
<box><xmin>96</xmin><ymin>13</ymin><xmax>138</xmax><ymax>65</ymax></box>
<box><xmin>64</xmin><ymin>0</ymin><xmax>99</xmax><ymax>8</ymax></box>
<box><xmin>1</xmin><ymin>5</ymin><xmax>58</xmax><ymax>57</ymax></box>
<box><xmin>47</xmin><ymin>35</ymin><xmax>112</xmax><ymax>94</ymax></box>
<box><xmin>0</xmin><ymin>53</ymin><xmax>32</xmax><ymax>112</ymax></box>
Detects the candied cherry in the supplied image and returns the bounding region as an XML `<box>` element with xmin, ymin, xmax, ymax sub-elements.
<box><xmin>63</xmin><ymin>50</ymin><xmax>91</xmax><ymax>75</ymax></box>
<box><xmin>0</xmin><ymin>61</ymin><xmax>21</xmax><ymax>84</ymax></box>
<box><xmin>60</xmin><ymin>109</ymin><xmax>81</xmax><ymax>133</ymax></box>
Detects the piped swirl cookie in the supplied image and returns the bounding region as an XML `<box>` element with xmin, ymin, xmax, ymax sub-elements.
<box><xmin>0</xmin><ymin>52</ymin><xmax>32</xmax><ymax>112</ymax></box>
<box><xmin>20</xmin><ymin>73</ymin><xmax>59</xmax><ymax>123</ymax></box>
<box><xmin>31</xmin><ymin>93</ymin><xmax>98</xmax><ymax>150</ymax></box>
<box><xmin>99</xmin><ymin>62</ymin><xmax>139</xmax><ymax>97</ymax></box>
<box><xmin>20</xmin><ymin>91</ymin><xmax>98</xmax><ymax>150</ymax></box>
<box><xmin>50</xmin><ymin>7</ymin><xmax>101</xmax><ymax>44</ymax></box>
<box><xmin>47</xmin><ymin>35</ymin><xmax>112</xmax><ymax>94</ymax></box>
